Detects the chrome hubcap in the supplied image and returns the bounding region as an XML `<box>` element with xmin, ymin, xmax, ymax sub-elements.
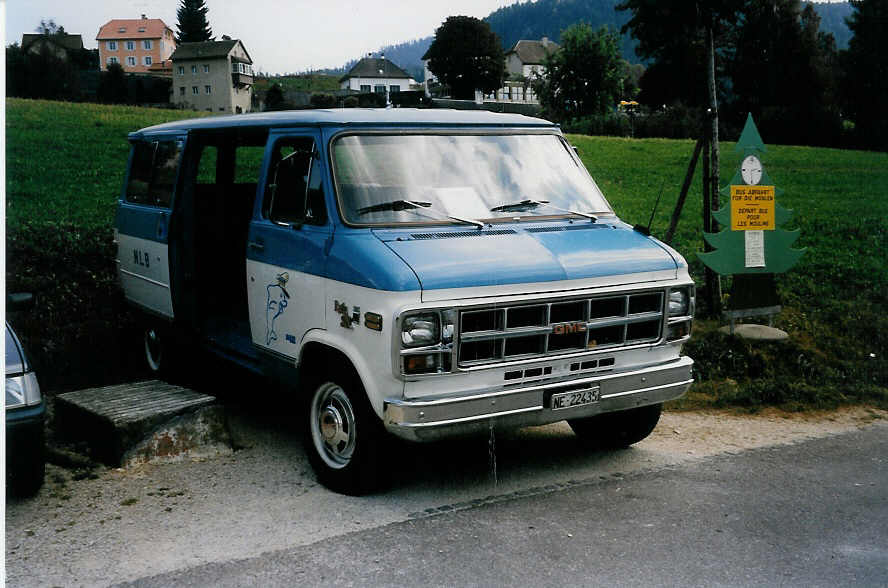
<box><xmin>144</xmin><ymin>328</ymin><xmax>162</xmax><ymax>372</ymax></box>
<box><xmin>311</xmin><ymin>383</ymin><xmax>356</xmax><ymax>469</ymax></box>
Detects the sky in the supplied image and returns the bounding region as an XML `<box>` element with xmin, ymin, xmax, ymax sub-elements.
<box><xmin>4</xmin><ymin>0</ymin><xmax>519</xmax><ymax>74</ymax></box>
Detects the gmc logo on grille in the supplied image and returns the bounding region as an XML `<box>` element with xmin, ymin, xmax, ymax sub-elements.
<box><xmin>552</xmin><ymin>322</ymin><xmax>586</xmax><ymax>335</ymax></box>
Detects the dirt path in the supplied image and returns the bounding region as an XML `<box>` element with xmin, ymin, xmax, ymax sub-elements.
<box><xmin>5</xmin><ymin>406</ymin><xmax>886</xmax><ymax>586</ymax></box>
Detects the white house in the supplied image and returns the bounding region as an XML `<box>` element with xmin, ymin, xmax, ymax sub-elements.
<box><xmin>339</xmin><ymin>55</ymin><xmax>416</xmax><ymax>98</ymax></box>
<box><xmin>505</xmin><ymin>37</ymin><xmax>559</xmax><ymax>79</ymax></box>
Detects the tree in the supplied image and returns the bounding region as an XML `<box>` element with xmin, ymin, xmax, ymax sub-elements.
<box><xmin>264</xmin><ymin>83</ymin><xmax>288</xmax><ymax>111</ymax></box>
<box><xmin>425</xmin><ymin>16</ymin><xmax>505</xmax><ymax>100</ymax></box>
<box><xmin>537</xmin><ymin>24</ymin><xmax>623</xmax><ymax>120</ymax></box>
<box><xmin>36</xmin><ymin>19</ymin><xmax>65</xmax><ymax>35</ymax></box>
<box><xmin>729</xmin><ymin>0</ymin><xmax>841</xmax><ymax>146</ymax></box>
<box><xmin>840</xmin><ymin>0</ymin><xmax>888</xmax><ymax>151</ymax></box>
<box><xmin>175</xmin><ymin>0</ymin><xmax>213</xmax><ymax>44</ymax></box>
<box><xmin>97</xmin><ymin>62</ymin><xmax>128</xmax><ymax>104</ymax></box>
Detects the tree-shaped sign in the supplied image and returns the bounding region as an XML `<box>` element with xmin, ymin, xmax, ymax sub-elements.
<box><xmin>698</xmin><ymin>114</ymin><xmax>805</xmax><ymax>275</ymax></box>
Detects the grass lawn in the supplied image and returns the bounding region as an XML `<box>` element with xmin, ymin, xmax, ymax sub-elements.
<box><xmin>5</xmin><ymin>99</ymin><xmax>887</xmax><ymax>409</ymax></box>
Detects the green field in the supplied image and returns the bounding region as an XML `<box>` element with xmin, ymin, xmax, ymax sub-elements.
<box><xmin>253</xmin><ymin>74</ymin><xmax>341</xmax><ymax>95</ymax></box>
<box><xmin>6</xmin><ymin>99</ymin><xmax>888</xmax><ymax>407</ymax></box>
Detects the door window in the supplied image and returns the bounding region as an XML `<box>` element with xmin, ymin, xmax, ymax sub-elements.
<box><xmin>263</xmin><ymin>138</ymin><xmax>326</xmax><ymax>226</ymax></box>
<box><xmin>125</xmin><ymin>139</ymin><xmax>183</xmax><ymax>207</ymax></box>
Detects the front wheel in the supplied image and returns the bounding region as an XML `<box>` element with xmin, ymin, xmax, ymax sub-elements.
<box><xmin>304</xmin><ymin>375</ymin><xmax>385</xmax><ymax>495</ymax></box>
<box><xmin>568</xmin><ymin>403</ymin><xmax>662</xmax><ymax>449</ymax></box>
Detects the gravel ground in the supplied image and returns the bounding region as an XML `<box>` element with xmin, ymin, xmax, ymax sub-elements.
<box><xmin>5</xmin><ymin>405</ymin><xmax>886</xmax><ymax>586</ymax></box>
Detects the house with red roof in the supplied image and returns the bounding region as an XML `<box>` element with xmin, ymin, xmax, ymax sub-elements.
<box><xmin>96</xmin><ymin>15</ymin><xmax>176</xmax><ymax>73</ymax></box>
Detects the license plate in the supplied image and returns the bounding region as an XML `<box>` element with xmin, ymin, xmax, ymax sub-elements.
<box><xmin>551</xmin><ymin>386</ymin><xmax>600</xmax><ymax>410</ymax></box>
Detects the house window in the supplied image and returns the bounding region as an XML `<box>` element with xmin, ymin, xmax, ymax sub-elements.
<box><xmin>144</xmin><ymin>56</ymin><xmax>152</xmax><ymax>66</ymax></box>
<box><xmin>203</xmin><ymin>64</ymin><xmax>210</xmax><ymax>73</ymax></box>
<box><xmin>126</xmin><ymin>56</ymin><xmax>136</xmax><ymax>66</ymax></box>
<box><xmin>360</xmin><ymin>85</ymin><xmax>371</xmax><ymax>93</ymax></box>
<box><xmin>118</xmin><ymin>27</ymin><xmax>126</xmax><ymax>33</ymax></box>
<box><xmin>138</xmin><ymin>27</ymin><xmax>146</xmax><ymax>33</ymax></box>
<box><xmin>143</xmin><ymin>40</ymin><xmax>152</xmax><ymax>50</ymax></box>
<box><xmin>180</xmin><ymin>87</ymin><xmax>185</xmax><ymax>96</ymax></box>
<box><xmin>389</xmin><ymin>85</ymin><xmax>400</xmax><ymax>94</ymax></box>
<box><xmin>205</xmin><ymin>85</ymin><xmax>212</xmax><ymax>94</ymax></box>
<box><xmin>191</xmin><ymin>65</ymin><xmax>197</xmax><ymax>74</ymax></box>
<box><xmin>107</xmin><ymin>41</ymin><xmax>117</xmax><ymax>51</ymax></box>
<box><xmin>107</xmin><ymin>56</ymin><xmax>119</xmax><ymax>64</ymax></box>
<box><xmin>126</xmin><ymin>41</ymin><xmax>135</xmax><ymax>51</ymax></box>
<box><xmin>192</xmin><ymin>86</ymin><xmax>199</xmax><ymax>95</ymax></box>
<box><xmin>374</xmin><ymin>85</ymin><xmax>386</xmax><ymax>94</ymax></box>
<box><xmin>178</xmin><ymin>66</ymin><xmax>185</xmax><ymax>75</ymax></box>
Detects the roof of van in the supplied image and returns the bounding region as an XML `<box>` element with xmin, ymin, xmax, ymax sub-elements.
<box><xmin>131</xmin><ymin>108</ymin><xmax>558</xmax><ymax>136</ymax></box>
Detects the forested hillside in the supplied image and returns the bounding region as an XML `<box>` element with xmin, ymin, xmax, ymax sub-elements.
<box><xmin>341</xmin><ymin>0</ymin><xmax>851</xmax><ymax>81</ymax></box>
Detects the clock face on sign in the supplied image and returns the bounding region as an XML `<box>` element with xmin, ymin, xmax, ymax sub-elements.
<box><xmin>741</xmin><ymin>155</ymin><xmax>763</xmax><ymax>185</ymax></box>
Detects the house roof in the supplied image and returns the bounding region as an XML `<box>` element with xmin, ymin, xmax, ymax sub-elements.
<box><xmin>506</xmin><ymin>39</ymin><xmax>560</xmax><ymax>65</ymax></box>
<box><xmin>97</xmin><ymin>18</ymin><xmax>171</xmax><ymax>40</ymax></box>
<box><xmin>171</xmin><ymin>40</ymin><xmax>252</xmax><ymax>63</ymax></box>
<box><xmin>22</xmin><ymin>33</ymin><xmax>84</xmax><ymax>51</ymax></box>
<box><xmin>339</xmin><ymin>57</ymin><xmax>412</xmax><ymax>82</ymax></box>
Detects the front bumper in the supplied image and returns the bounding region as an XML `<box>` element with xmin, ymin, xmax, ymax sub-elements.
<box><xmin>384</xmin><ymin>356</ymin><xmax>693</xmax><ymax>441</ymax></box>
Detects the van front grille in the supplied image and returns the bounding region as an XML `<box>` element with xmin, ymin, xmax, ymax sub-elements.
<box><xmin>457</xmin><ymin>291</ymin><xmax>665</xmax><ymax>367</ymax></box>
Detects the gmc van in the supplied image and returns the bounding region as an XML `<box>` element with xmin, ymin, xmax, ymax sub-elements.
<box><xmin>115</xmin><ymin>109</ymin><xmax>694</xmax><ymax>494</ymax></box>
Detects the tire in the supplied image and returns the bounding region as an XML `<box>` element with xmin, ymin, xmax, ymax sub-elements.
<box><xmin>7</xmin><ymin>430</ymin><xmax>45</xmax><ymax>498</ymax></box>
<box><xmin>143</xmin><ymin>324</ymin><xmax>180</xmax><ymax>378</ymax></box>
<box><xmin>303</xmin><ymin>373</ymin><xmax>386</xmax><ymax>495</ymax></box>
<box><xmin>568</xmin><ymin>403</ymin><xmax>662</xmax><ymax>449</ymax></box>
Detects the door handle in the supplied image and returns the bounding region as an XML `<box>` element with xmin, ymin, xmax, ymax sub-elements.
<box><xmin>248</xmin><ymin>240</ymin><xmax>265</xmax><ymax>252</ymax></box>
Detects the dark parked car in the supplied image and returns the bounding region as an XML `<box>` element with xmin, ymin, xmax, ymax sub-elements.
<box><xmin>5</xmin><ymin>293</ymin><xmax>45</xmax><ymax>496</ymax></box>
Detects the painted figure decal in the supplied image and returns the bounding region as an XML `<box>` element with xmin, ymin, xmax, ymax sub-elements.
<box><xmin>265</xmin><ymin>272</ymin><xmax>290</xmax><ymax>345</ymax></box>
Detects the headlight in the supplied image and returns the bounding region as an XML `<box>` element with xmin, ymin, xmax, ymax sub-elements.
<box><xmin>401</xmin><ymin>313</ymin><xmax>440</xmax><ymax>347</ymax></box>
<box><xmin>668</xmin><ymin>288</ymin><xmax>690</xmax><ymax>317</ymax></box>
<box><xmin>5</xmin><ymin>371</ymin><xmax>42</xmax><ymax>410</ymax></box>
<box><xmin>399</xmin><ymin>309</ymin><xmax>457</xmax><ymax>375</ymax></box>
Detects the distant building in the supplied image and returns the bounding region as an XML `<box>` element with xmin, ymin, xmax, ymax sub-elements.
<box><xmin>505</xmin><ymin>37</ymin><xmax>559</xmax><ymax>79</ymax></box>
<box><xmin>171</xmin><ymin>39</ymin><xmax>254</xmax><ymax>113</ymax></box>
<box><xmin>21</xmin><ymin>33</ymin><xmax>84</xmax><ymax>61</ymax></box>
<box><xmin>340</xmin><ymin>55</ymin><xmax>416</xmax><ymax>99</ymax></box>
<box><xmin>96</xmin><ymin>15</ymin><xmax>176</xmax><ymax>73</ymax></box>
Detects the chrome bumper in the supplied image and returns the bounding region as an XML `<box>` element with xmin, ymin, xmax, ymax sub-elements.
<box><xmin>383</xmin><ymin>356</ymin><xmax>694</xmax><ymax>441</ymax></box>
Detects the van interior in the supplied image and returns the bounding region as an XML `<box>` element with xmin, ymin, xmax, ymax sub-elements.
<box><xmin>177</xmin><ymin>129</ymin><xmax>269</xmax><ymax>356</ymax></box>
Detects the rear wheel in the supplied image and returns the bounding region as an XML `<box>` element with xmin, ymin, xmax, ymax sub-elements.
<box><xmin>304</xmin><ymin>373</ymin><xmax>385</xmax><ymax>495</ymax></box>
<box><xmin>144</xmin><ymin>326</ymin><xmax>165</xmax><ymax>373</ymax></box>
<box><xmin>568</xmin><ymin>403</ymin><xmax>662</xmax><ymax>449</ymax></box>
<box><xmin>143</xmin><ymin>324</ymin><xmax>181</xmax><ymax>378</ymax></box>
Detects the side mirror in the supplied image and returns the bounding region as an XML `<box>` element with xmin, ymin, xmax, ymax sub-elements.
<box><xmin>7</xmin><ymin>292</ymin><xmax>35</xmax><ymax>312</ymax></box>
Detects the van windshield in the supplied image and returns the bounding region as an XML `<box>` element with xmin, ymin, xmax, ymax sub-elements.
<box><xmin>332</xmin><ymin>133</ymin><xmax>614</xmax><ymax>226</ymax></box>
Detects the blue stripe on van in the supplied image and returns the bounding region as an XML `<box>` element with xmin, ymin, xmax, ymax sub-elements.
<box><xmin>116</xmin><ymin>204</ymin><xmax>167</xmax><ymax>243</ymax></box>
<box><xmin>324</xmin><ymin>232</ymin><xmax>421</xmax><ymax>291</ymax></box>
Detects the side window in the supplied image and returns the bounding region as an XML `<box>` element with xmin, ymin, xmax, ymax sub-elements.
<box><xmin>263</xmin><ymin>138</ymin><xmax>326</xmax><ymax>226</ymax></box>
<box><xmin>125</xmin><ymin>140</ymin><xmax>182</xmax><ymax>207</ymax></box>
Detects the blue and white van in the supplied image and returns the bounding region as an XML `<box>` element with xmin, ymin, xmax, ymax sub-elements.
<box><xmin>115</xmin><ymin>109</ymin><xmax>694</xmax><ymax>494</ymax></box>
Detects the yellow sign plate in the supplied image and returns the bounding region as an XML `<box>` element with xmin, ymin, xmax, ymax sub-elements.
<box><xmin>730</xmin><ymin>185</ymin><xmax>775</xmax><ymax>230</ymax></box>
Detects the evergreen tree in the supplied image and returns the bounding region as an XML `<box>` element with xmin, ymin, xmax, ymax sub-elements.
<box><xmin>729</xmin><ymin>0</ymin><xmax>841</xmax><ymax>146</ymax></box>
<box><xmin>425</xmin><ymin>16</ymin><xmax>505</xmax><ymax>100</ymax></box>
<box><xmin>175</xmin><ymin>0</ymin><xmax>213</xmax><ymax>44</ymax></box>
<box><xmin>538</xmin><ymin>24</ymin><xmax>624</xmax><ymax>120</ymax></box>
<box><xmin>841</xmin><ymin>0</ymin><xmax>888</xmax><ymax>151</ymax></box>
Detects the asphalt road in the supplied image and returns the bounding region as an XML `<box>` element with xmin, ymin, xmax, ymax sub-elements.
<box><xmin>119</xmin><ymin>424</ymin><xmax>887</xmax><ymax>587</ymax></box>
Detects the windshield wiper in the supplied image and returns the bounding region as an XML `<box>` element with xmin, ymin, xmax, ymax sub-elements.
<box><xmin>490</xmin><ymin>199</ymin><xmax>597</xmax><ymax>222</ymax></box>
<box><xmin>357</xmin><ymin>199</ymin><xmax>485</xmax><ymax>229</ymax></box>
<box><xmin>357</xmin><ymin>199</ymin><xmax>431</xmax><ymax>215</ymax></box>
